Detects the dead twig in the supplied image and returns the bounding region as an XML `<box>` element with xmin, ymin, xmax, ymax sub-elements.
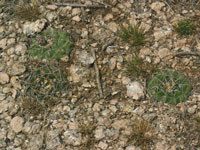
<box><xmin>91</xmin><ymin>49</ymin><xmax>104</xmax><ymax>99</ymax></box>
<box><xmin>91</xmin><ymin>0</ymin><xmax>112</xmax><ymax>7</ymax></box>
<box><xmin>173</xmin><ymin>52</ymin><xmax>200</xmax><ymax>58</ymax></box>
<box><xmin>102</xmin><ymin>38</ymin><xmax>115</xmax><ymax>51</ymax></box>
<box><xmin>53</xmin><ymin>3</ymin><xmax>106</xmax><ymax>8</ymax></box>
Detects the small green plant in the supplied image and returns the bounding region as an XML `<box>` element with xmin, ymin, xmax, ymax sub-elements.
<box><xmin>173</xmin><ymin>19</ymin><xmax>196</xmax><ymax>36</ymax></box>
<box><xmin>29</xmin><ymin>29</ymin><xmax>73</xmax><ymax>60</ymax></box>
<box><xmin>120</xmin><ymin>23</ymin><xmax>147</xmax><ymax>47</ymax></box>
<box><xmin>147</xmin><ymin>70</ymin><xmax>191</xmax><ymax>105</ymax></box>
<box><xmin>127</xmin><ymin>116</ymin><xmax>154</xmax><ymax>150</ymax></box>
<box><xmin>19</xmin><ymin>60</ymin><xmax>68</xmax><ymax>116</ymax></box>
<box><xmin>126</xmin><ymin>55</ymin><xmax>159</xmax><ymax>78</ymax></box>
<box><xmin>14</xmin><ymin>0</ymin><xmax>41</xmax><ymax>21</ymax></box>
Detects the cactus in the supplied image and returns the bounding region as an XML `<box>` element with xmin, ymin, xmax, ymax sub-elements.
<box><xmin>28</xmin><ymin>28</ymin><xmax>73</xmax><ymax>60</ymax></box>
<box><xmin>147</xmin><ymin>70</ymin><xmax>191</xmax><ymax>105</ymax></box>
<box><xmin>21</xmin><ymin>60</ymin><xmax>68</xmax><ymax>103</ymax></box>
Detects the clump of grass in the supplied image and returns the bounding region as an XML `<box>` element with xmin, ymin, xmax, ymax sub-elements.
<box><xmin>120</xmin><ymin>23</ymin><xmax>147</xmax><ymax>47</ymax></box>
<box><xmin>173</xmin><ymin>19</ymin><xmax>196</xmax><ymax>36</ymax></box>
<box><xmin>79</xmin><ymin>120</ymin><xmax>97</xmax><ymax>150</ymax></box>
<box><xmin>127</xmin><ymin>116</ymin><xmax>154</xmax><ymax>150</ymax></box>
<box><xmin>14</xmin><ymin>0</ymin><xmax>41</xmax><ymax>21</ymax></box>
<box><xmin>29</xmin><ymin>28</ymin><xmax>73</xmax><ymax>60</ymax></box>
<box><xmin>147</xmin><ymin>70</ymin><xmax>191</xmax><ymax>105</ymax></box>
<box><xmin>126</xmin><ymin>55</ymin><xmax>159</xmax><ymax>79</ymax></box>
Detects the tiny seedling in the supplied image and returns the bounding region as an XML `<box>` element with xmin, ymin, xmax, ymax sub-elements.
<box><xmin>126</xmin><ymin>55</ymin><xmax>159</xmax><ymax>79</ymax></box>
<box><xmin>147</xmin><ymin>70</ymin><xmax>191</xmax><ymax>105</ymax></box>
<box><xmin>120</xmin><ymin>23</ymin><xmax>147</xmax><ymax>47</ymax></box>
<box><xmin>14</xmin><ymin>0</ymin><xmax>41</xmax><ymax>21</ymax></box>
<box><xmin>29</xmin><ymin>29</ymin><xmax>73</xmax><ymax>60</ymax></box>
<box><xmin>173</xmin><ymin>19</ymin><xmax>196</xmax><ymax>36</ymax></box>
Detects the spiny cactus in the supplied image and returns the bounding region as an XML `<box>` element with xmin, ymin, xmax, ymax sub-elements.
<box><xmin>21</xmin><ymin>60</ymin><xmax>68</xmax><ymax>103</ymax></box>
<box><xmin>147</xmin><ymin>70</ymin><xmax>191</xmax><ymax>105</ymax></box>
<box><xmin>29</xmin><ymin>28</ymin><xmax>73</xmax><ymax>60</ymax></box>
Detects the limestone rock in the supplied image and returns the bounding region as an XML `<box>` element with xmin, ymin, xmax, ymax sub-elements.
<box><xmin>8</xmin><ymin>63</ymin><xmax>26</xmax><ymax>76</ymax></box>
<box><xmin>150</xmin><ymin>2</ymin><xmax>165</xmax><ymax>12</ymax></box>
<box><xmin>127</xmin><ymin>81</ymin><xmax>144</xmax><ymax>100</ymax></box>
<box><xmin>10</xmin><ymin>116</ymin><xmax>24</xmax><ymax>133</ymax></box>
<box><xmin>23</xmin><ymin>19</ymin><xmax>46</xmax><ymax>36</ymax></box>
<box><xmin>0</xmin><ymin>72</ymin><xmax>9</xmax><ymax>84</ymax></box>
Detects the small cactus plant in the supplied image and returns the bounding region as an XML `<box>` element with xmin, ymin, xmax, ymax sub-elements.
<box><xmin>21</xmin><ymin>60</ymin><xmax>68</xmax><ymax>105</ymax></box>
<box><xmin>28</xmin><ymin>28</ymin><xmax>73</xmax><ymax>60</ymax></box>
<box><xmin>147</xmin><ymin>70</ymin><xmax>191</xmax><ymax>105</ymax></box>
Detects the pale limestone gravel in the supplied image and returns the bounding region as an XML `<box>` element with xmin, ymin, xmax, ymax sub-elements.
<box><xmin>0</xmin><ymin>0</ymin><xmax>200</xmax><ymax>150</ymax></box>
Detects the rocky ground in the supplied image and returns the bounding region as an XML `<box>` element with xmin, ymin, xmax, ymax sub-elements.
<box><xmin>0</xmin><ymin>0</ymin><xmax>200</xmax><ymax>150</ymax></box>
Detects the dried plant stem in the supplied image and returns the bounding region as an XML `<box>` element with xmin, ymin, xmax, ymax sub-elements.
<box><xmin>53</xmin><ymin>3</ymin><xmax>105</xmax><ymax>8</ymax></box>
<box><xmin>91</xmin><ymin>49</ymin><xmax>104</xmax><ymax>99</ymax></box>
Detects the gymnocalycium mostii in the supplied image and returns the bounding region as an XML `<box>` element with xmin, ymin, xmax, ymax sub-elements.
<box><xmin>147</xmin><ymin>70</ymin><xmax>191</xmax><ymax>105</ymax></box>
<box><xmin>28</xmin><ymin>28</ymin><xmax>73</xmax><ymax>60</ymax></box>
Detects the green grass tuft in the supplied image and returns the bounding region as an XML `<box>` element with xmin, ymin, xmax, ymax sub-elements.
<box><xmin>173</xmin><ymin>19</ymin><xmax>196</xmax><ymax>36</ymax></box>
<box><xmin>147</xmin><ymin>70</ymin><xmax>191</xmax><ymax>105</ymax></box>
<box><xmin>126</xmin><ymin>55</ymin><xmax>159</xmax><ymax>79</ymax></box>
<box><xmin>120</xmin><ymin>23</ymin><xmax>147</xmax><ymax>47</ymax></box>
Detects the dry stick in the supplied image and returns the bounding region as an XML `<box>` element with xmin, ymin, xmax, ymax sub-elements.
<box><xmin>91</xmin><ymin>49</ymin><xmax>104</xmax><ymax>99</ymax></box>
<box><xmin>102</xmin><ymin>38</ymin><xmax>115</xmax><ymax>51</ymax></box>
<box><xmin>53</xmin><ymin>3</ymin><xmax>105</xmax><ymax>8</ymax></box>
<box><xmin>90</xmin><ymin>0</ymin><xmax>112</xmax><ymax>7</ymax></box>
<box><xmin>160</xmin><ymin>0</ymin><xmax>175</xmax><ymax>14</ymax></box>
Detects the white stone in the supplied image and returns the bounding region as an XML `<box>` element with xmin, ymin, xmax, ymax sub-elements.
<box><xmin>72</xmin><ymin>16</ymin><xmax>81</xmax><ymax>22</ymax></box>
<box><xmin>23</xmin><ymin>19</ymin><xmax>46</xmax><ymax>36</ymax></box>
<box><xmin>63</xmin><ymin>130</ymin><xmax>82</xmax><ymax>146</ymax></box>
<box><xmin>10</xmin><ymin>116</ymin><xmax>24</xmax><ymax>133</ymax></box>
<box><xmin>154</xmin><ymin>29</ymin><xmax>172</xmax><ymax>41</ymax></box>
<box><xmin>107</xmin><ymin>22</ymin><xmax>118</xmax><ymax>32</ymax></box>
<box><xmin>188</xmin><ymin>106</ymin><xmax>197</xmax><ymax>114</ymax></box>
<box><xmin>10</xmin><ymin>76</ymin><xmax>21</xmax><ymax>89</ymax></box>
<box><xmin>15</xmin><ymin>43</ymin><xmax>27</xmax><ymax>55</ymax></box>
<box><xmin>110</xmin><ymin>57</ymin><xmax>117</xmax><ymax>70</ymax></box>
<box><xmin>46</xmin><ymin>11</ymin><xmax>57</xmax><ymax>22</ymax></box>
<box><xmin>0</xmin><ymin>38</ymin><xmax>7</xmax><ymax>49</ymax></box>
<box><xmin>72</xmin><ymin>8</ymin><xmax>81</xmax><ymax>16</ymax></box>
<box><xmin>158</xmin><ymin>48</ymin><xmax>170</xmax><ymax>58</ymax></box>
<box><xmin>104</xmin><ymin>13</ymin><xmax>113</xmax><ymax>21</ymax></box>
<box><xmin>46</xmin><ymin>5</ymin><xmax>58</xmax><ymax>10</ymax></box>
<box><xmin>150</xmin><ymin>2</ymin><xmax>165</xmax><ymax>12</ymax></box>
<box><xmin>8</xmin><ymin>63</ymin><xmax>26</xmax><ymax>76</ymax></box>
<box><xmin>98</xmin><ymin>141</ymin><xmax>108</xmax><ymax>150</ymax></box>
<box><xmin>0</xmin><ymin>72</ymin><xmax>9</xmax><ymax>84</ymax></box>
<box><xmin>127</xmin><ymin>81</ymin><xmax>144</xmax><ymax>100</ymax></box>
<box><xmin>126</xmin><ymin>145</ymin><xmax>140</xmax><ymax>150</ymax></box>
<box><xmin>79</xmin><ymin>50</ymin><xmax>94</xmax><ymax>66</ymax></box>
<box><xmin>95</xmin><ymin>127</ymin><xmax>105</xmax><ymax>140</ymax></box>
<box><xmin>122</xmin><ymin>76</ymin><xmax>131</xmax><ymax>85</ymax></box>
<box><xmin>69</xmin><ymin>65</ymin><xmax>81</xmax><ymax>83</ymax></box>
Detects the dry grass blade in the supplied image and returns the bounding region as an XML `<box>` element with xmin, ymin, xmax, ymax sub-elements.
<box><xmin>127</xmin><ymin>116</ymin><xmax>155</xmax><ymax>150</ymax></box>
<box><xmin>14</xmin><ymin>0</ymin><xmax>41</xmax><ymax>21</ymax></box>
